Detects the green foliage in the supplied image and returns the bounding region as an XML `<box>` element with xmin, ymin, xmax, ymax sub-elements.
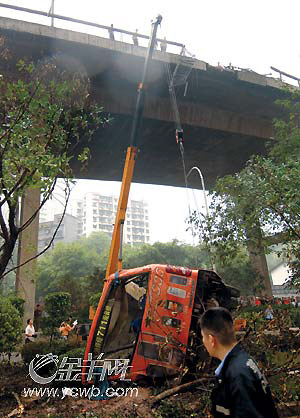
<box><xmin>237</xmin><ymin>304</ymin><xmax>300</xmax><ymax>328</ymax></box>
<box><xmin>153</xmin><ymin>400</ymin><xmax>191</xmax><ymax>418</ymax></box>
<box><xmin>0</xmin><ymin>56</ymin><xmax>109</xmax><ymax>279</ymax></box>
<box><xmin>0</xmin><ymin>271</ymin><xmax>16</xmax><ymax>295</ymax></box>
<box><xmin>7</xmin><ymin>295</ymin><xmax>25</xmax><ymax>317</ymax></box>
<box><xmin>123</xmin><ymin>240</ymin><xmax>210</xmax><ymax>269</ymax></box>
<box><xmin>57</xmin><ymin>346</ymin><xmax>86</xmax><ymax>366</ymax></box>
<box><xmin>216</xmin><ymin>248</ymin><xmax>257</xmax><ymax>295</ymax></box>
<box><xmin>89</xmin><ymin>292</ymin><xmax>102</xmax><ymax>310</ymax></box>
<box><xmin>234</xmin><ymin>305</ymin><xmax>300</xmax><ymax>404</ymax></box>
<box><xmin>37</xmin><ymin>232</ymin><xmax>109</xmax><ymax>321</ymax></box>
<box><xmin>153</xmin><ymin>397</ymin><xmax>209</xmax><ymax>418</ymax></box>
<box><xmin>42</xmin><ymin>292</ymin><xmax>71</xmax><ymax>339</ymax></box>
<box><xmin>0</xmin><ymin>296</ymin><xmax>22</xmax><ymax>353</ymax></box>
<box><xmin>189</xmin><ymin>87</ymin><xmax>300</xmax><ymax>290</ymax></box>
<box><xmin>21</xmin><ymin>338</ymin><xmax>76</xmax><ymax>365</ymax></box>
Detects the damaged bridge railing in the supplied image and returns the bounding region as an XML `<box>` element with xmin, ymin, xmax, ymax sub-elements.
<box><xmin>0</xmin><ymin>2</ymin><xmax>185</xmax><ymax>53</ymax></box>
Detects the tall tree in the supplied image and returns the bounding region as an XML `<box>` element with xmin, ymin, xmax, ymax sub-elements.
<box><xmin>0</xmin><ymin>59</ymin><xmax>107</xmax><ymax>279</ymax></box>
<box><xmin>122</xmin><ymin>240</ymin><xmax>211</xmax><ymax>269</ymax></box>
<box><xmin>189</xmin><ymin>87</ymin><xmax>300</xmax><ymax>290</ymax></box>
<box><xmin>37</xmin><ymin>232</ymin><xmax>110</xmax><ymax>298</ymax></box>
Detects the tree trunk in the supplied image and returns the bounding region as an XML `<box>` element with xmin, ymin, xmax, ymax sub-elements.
<box><xmin>245</xmin><ymin>223</ymin><xmax>272</xmax><ymax>297</ymax></box>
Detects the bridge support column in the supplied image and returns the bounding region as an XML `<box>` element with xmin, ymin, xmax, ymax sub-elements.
<box><xmin>16</xmin><ymin>188</ymin><xmax>40</xmax><ymax>326</ymax></box>
<box><xmin>246</xmin><ymin>224</ymin><xmax>272</xmax><ymax>297</ymax></box>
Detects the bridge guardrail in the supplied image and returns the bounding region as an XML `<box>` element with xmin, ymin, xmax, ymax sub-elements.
<box><xmin>0</xmin><ymin>2</ymin><xmax>186</xmax><ymax>53</ymax></box>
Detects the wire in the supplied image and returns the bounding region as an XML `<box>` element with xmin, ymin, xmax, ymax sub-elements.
<box><xmin>165</xmin><ymin>63</ymin><xmax>190</xmax><ymax>208</ymax></box>
<box><xmin>165</xmin><ymin>53</ymin><xmax>197</xmax><ymax>241</ymax></box>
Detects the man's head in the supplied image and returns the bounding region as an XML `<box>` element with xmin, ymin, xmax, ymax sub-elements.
<box><xmin>27</xmin><ymin>318</ymin><xmax>33</xmax><ymax>325</ymax></box>
<box><xmin>199</xmin><ymin>307</ymin><xmax>236</xmax><ymax>359</ymax></box>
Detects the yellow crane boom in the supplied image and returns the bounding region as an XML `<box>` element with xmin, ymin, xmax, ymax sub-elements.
<box><xmin>105</xmin><ymin>15</ymin><xmax>162</xmax><ymax>278</ymax></box>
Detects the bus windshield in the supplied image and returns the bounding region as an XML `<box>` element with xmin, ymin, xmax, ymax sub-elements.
<box><xmin>99</xmin><ymin>272</ymin><xmax>149</xmax><ymax>360</ymax></box>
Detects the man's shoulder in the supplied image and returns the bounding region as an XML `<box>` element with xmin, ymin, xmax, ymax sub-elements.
<box><xmin>224</xmin><ymin>345</ymin><xmax>254</xmax><ymax>377</ymax></box>
<box><xmin>225</xmin><ymin>348</ymin><xmax>267</xmax><ymax>387</ymax></box>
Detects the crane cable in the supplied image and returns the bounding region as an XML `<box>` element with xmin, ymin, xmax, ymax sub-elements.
<box><xmin>166</xmin><ymin>61</ymin><xmax>189</xmax><ymax>199</ymax></box>
<box><xmin>166</xmin><ymin>52</ymin><xmax>216</xmax><ymax>268</ymax></box>
<box><xmin>165</xmin><ymin>51</ymin><xmax>196</xmax><ymax>228</ymax></box>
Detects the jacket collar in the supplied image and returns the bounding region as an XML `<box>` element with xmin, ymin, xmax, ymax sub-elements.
<box><xmin>218</xmin><ymin>342</ymin><xmax>243</xmax><ymax>377</ymax></box>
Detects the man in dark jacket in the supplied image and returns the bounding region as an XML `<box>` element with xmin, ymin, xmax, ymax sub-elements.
<box><xmin>199</xmin><ymin>307</ymin><xmax>278</xmax><ymax>417</ymax></box>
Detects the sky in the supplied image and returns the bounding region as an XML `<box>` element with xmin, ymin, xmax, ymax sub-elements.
<box><xmin>1</xmin><ymin>0</ymin><xmax>299</xmax><ymax>244</ymax></box>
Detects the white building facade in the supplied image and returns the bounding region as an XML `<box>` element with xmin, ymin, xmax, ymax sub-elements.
<box><xmin>70</xmin><ymin>192</ymin><xmax>150</xmax><ymax>246</ymax></box>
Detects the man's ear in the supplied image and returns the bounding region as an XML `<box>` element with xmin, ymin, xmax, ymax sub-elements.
<box><xmin>209</xmin><ymin>334</ymin><xmax>217</xmax><ymax>347</ymax></box>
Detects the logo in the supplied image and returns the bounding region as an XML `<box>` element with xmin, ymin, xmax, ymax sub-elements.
<box><xmin>29</xmin><ymin>353</ymin><xmax>59</xmax><ymax>384</ymax></box>
<box><xmin>28</xmin><ymin>353</ymin><xmax>132</xmax><ymax>384</ymax></box>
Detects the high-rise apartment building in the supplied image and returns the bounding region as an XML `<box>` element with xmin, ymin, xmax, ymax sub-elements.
<box><xmin>69</xmin><ymin>193</ymin><xmax>150</xmax><ymax>245</ymax></box>
<box><xmin>38</xmin><ymin>213</ymin><xmax>78</xmax><ymax>252</ymax></box>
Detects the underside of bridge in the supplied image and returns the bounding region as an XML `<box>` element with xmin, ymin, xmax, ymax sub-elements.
<box><xmin>0</xmin><ymin>16</ymin><xmax>286</xmax><ymax>189</ymax></box>
<box><xmin>72</xmin><ymin>114</ymin><xmax>268</xmax><ymax>189</ymax></box>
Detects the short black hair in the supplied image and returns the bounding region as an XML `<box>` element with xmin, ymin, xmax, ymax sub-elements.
<box><xmin>27</xmin><ymin>319</ymin><xmax>31</xmax><ymax>324</ymax></box>
<box><xmin>200</xmin><ymin>307</ymin><xmax>235</xmax><ymax>346</ymax></box>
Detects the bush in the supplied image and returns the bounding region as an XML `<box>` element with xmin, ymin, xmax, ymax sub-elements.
<box><xmin>8</xmin><ymin>295</ymin><xmax>25</xmax><ymax>317</ymax></box>
<box><xmin>21</xmin><ymin>338</ymin><xmax>76</xmax><ymax>365</ymax></box>
<box><xmin>0</xmin><ymin>296</ymin><xmax>23</xmax><ymax>353</ymax></box>
<box><xmin>42</xmin><ymin>292</ymin><xmax>71</xmax><ymax>340</ymax></box>
<box><xmin>89</xmin><ymin>292</ymin><xmax>101</xmax><ymax>310</ymax></box>
<box><xmin>58</xmin><ymin>346</ymin><xmax>86</xmax><ymax>366</ymax></box>
<box><xmin>236</xmin><ymin>304</ymin><xmax>300</xmax><ymax>330</ymax></box>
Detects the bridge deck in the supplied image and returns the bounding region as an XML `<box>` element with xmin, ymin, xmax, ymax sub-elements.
<box><xmin>0</xmin><ymin>16</ymin><xmax>287</xmax><ymax>188</ymax></box>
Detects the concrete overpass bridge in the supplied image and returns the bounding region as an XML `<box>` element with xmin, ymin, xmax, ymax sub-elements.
<box><xmin>0</xmin><ymin>13</ymin><xmax>287</xmax><ymax>189</ymax></box>
<box><xmin>0</xmin><ymin>12</ymin><xmax>287</xmax><ymax>318</ymax></box>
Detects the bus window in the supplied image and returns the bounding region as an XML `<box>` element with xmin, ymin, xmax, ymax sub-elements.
<box><xmin>162</xmin><ymin>316</ymin><xmax>181</xmax><ymax>328</ymax></box>
<box><xmin>138</xmin><ymin>342</ymin><xmax>159</xmax><ymax>360</ymax></box>
<box><xmin>99</xmin><ymin>273</ymin><xmax>149</xmax><ymax>359</ymax></box>
<box><xmin>170</xmin><ymin>275</ymin><xmax>187</xmax><ymax>286</ymax></box>
<box><xmin>164</xmin><ymin>300</ymin><xmax>184</xmax><ymax>313</ymax></box>
<box><xmin>167</xmin><ymin>287</ymin><xmax>186</xmax><ymax>299</ymax></box>
<box><xmin>159</xmin><ymin>346</ymin><xmax>185</xmax><ymax>367</ymax></box>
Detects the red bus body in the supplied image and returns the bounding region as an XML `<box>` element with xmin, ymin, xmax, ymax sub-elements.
<box><xmin>82</xmin><ymin>264</ymin><xmax>239</xmax><ymax>383</ymax></box>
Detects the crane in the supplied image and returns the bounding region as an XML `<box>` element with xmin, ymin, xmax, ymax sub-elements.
<box><xmin>105</xmin><ymin>15</ymin><xmax>162</xmax><ymax>278</ymax></box>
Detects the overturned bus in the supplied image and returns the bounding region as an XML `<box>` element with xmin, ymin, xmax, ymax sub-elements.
<box><xmin>82</xmin><ymin>264</ymin><xmax>239</xmax><ymax>383</ymax></box>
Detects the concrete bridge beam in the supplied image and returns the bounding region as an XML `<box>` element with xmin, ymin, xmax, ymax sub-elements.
<box><xmin>93</xmin><ymin>88</ymin><xmax>273</xmax><ymax>139</ymax></box>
